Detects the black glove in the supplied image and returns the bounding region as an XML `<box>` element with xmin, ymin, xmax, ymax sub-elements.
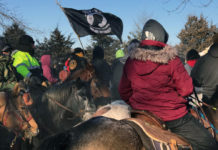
<box><xmin>28</xmin><ymin>76</ymin><xmax>42</xmax><ymax>87</ymax></box>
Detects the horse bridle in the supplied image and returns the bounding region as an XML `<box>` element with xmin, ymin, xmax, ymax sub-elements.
<box><xmin>48</xmin><ymin>91</ymin><xmax>93</xmax><ymax>117</ymax></box>
<box><xmin>48</xmin><ymin>98</ymin><xmax>74</xmax><ymax>114</ymax></box>
<box><xmin>1</xmin><ymin>90</ymin><xmax>33</xmax><ymax>130</ymax></box>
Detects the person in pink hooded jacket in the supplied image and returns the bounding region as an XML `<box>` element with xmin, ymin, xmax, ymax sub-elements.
<box><xmin>40</xmin><ymin>54</ymin><xmax>58</xmax><ymax>84</ymax></box>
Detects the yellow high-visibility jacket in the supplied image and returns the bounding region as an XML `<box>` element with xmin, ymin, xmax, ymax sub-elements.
<box><xmin>12</xmin><ymin>50</ymin><xmax>40</xmax><ymax>78</ymax></box>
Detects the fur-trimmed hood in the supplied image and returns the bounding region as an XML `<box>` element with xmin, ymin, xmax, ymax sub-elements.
<box><xmin>127</xmin><ymin>45</ymin><xmax>178</xmax><ymax>76</ymax></box>
<box><xmin>130</xmin><ymin>45</ymin><xmax>178</xmax><ymax>64</ymax></box>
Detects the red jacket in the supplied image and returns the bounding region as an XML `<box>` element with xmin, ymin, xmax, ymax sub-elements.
<box><xmin>119</xmin><ymin>46</ymin><xmax>193</xmax><ymax>121</ymax></box>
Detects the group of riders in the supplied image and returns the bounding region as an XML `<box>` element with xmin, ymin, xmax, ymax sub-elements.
<box><xmin>1</xmin><ymin>19</ymin><xmax>218</xmax><ymax>150</ymax></box>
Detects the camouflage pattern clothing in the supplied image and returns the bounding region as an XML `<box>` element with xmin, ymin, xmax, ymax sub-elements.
<box><xmin>0</xmin><ymin>55</ymin><xmax>17</xmax><ymax>90</ymax></box>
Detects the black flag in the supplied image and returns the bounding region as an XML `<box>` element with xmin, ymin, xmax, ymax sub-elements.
<box><xmin>63</xmin><ymin>8</ymin><xmax>123</xmax><ymax>42</ymax></box>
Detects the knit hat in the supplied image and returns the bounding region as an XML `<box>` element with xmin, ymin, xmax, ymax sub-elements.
<box><xmin>19</xmin><ymin>35</ymin><xmax>34</xmax><ymax>46</ymax></box>
<box><xmin>115</xmin><ymin>49</ymin><xmax>125</xmax><ymax>58</ymax></box>
<box><xmin>186</xmin><ymin>49</ymin><xmax>200</xmax><ymax>60</ymax></box>
<box><xmin>18</xmin><ymin>35</ymin><xmax>35</xmax><ymax>55</ymax></box>
<box><xmin>140</xmin><ymin>19</ymin><xmax>168</xmax><ymax>50</ymax></box>
<box><xmin>73</xmin><ymin>47</ymin><xmax>85</xmax><ymax>57</ymax></box>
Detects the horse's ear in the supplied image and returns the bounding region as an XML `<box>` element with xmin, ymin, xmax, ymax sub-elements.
<box><xmin>93</xmin><ymin>106</ymin><xmax>111</xmax><ymax>117</ymax></box>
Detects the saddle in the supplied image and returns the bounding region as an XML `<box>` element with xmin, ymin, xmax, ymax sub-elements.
<box><xmin>127</xmin><ymin>110</ymin><xmax>192</xmax><ymax>150</ymax></box>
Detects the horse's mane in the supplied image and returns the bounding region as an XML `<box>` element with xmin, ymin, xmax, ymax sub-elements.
<box><xmin>44</xmin><ymin>63</ymin><xmax>95</xmax><ymax>104</ymax></box>
<box><xmin>43</xmin><ymin>80</ymin><xmax>80</xmax><ymax>103</ymax></box>
<box><xmin>43</xmin><ymin>64</ymin><xmax>95</xmax><ymax>104</ymax></box>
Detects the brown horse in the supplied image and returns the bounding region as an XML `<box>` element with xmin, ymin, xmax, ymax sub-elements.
<box><xmin>0</xmin><ymin>81</ymin><xmax>39</xmax><ymax>149</ymax></box>
<box><xmin>69</xmin><ymin>63</ymin><xmax>111</xmax><ymax>99</ymax></box>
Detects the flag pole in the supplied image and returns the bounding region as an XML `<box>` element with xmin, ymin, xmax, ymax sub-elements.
<box><xmin>56</xmin><ymin>0</ymin><xmax>85</xmax><ymax>49</ymax></box>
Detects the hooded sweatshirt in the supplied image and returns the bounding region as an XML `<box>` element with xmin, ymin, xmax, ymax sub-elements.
<box><xmin>40</xmin><ymin>55</ymin><xmax>58</xmax><ymax>84</ymax></box>
<box><xmin>191</xmin><ymin>43</ymin><xmax>218</xmax><ymax>101</ymax></box>
<box><xmin>119</xmin><ymin>46</ymin><xmax>193</xmax><ymax>121</ymax></box>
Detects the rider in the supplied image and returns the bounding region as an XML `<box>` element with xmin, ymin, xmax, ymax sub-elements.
<box><xmin>0</xmin><ymin>37</ymin><xmax>18</xmax><ymax>90</ymax></box>
<box><xmin>64</xmin><ymin>47</ymin><xmax>88</xmax><ymax>73</ymax></box>
<box><xmin>111</xmin><ymin>49</ymin><xmax>126</xmax><ymax>99</ymax></box>
<box><xmin>191</xmin><ymin>36</ymin><xmax>218</xmax><ymax>104</ymax></box>
<box><xmin>119</xmin><ymin>19</ymin><xmax>218</xmax><ymax>150</ymax></box>
<box><xmin>92</xmin><ymin>46</ymin><xmax>112</xmax><ymax>88</ymax></box>
<box><xmin>184</xmin><ymin>49</ymin><xmax>200</xmax><ymax>75</ymax></box>
<box><xmin>11</xmin><ymin>35</ymin><xmax>46</xmax><ymax>86</ymax></box>
<box><xmin>40</xmin><ymin>52</ymin><xmax>58</xmax><ymax>85</ymax></box>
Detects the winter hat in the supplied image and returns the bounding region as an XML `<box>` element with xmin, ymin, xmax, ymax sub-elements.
<box><xmin>18</xmin><ymin>35</ymin><xmax>35</xmax><ymax>55</ymax></box>
<box><xmin>0</xmin><ymin>37</ymin><xmax>12</xmax><ymax>53</ymax></box>
<box><xmin>186</xmin><ymin>49</ymin><xmax>200</xmax><ymax>60</ymax></box>
<box><xmin>19</xmin><ymin>35</ymin><xmax>34</xmax><ymax>46</ymax></box>
<box><xmin>2</xmin><ymin>44</ymin><xmax>13</xmax><ymax>53</ymax></box>
<box><xmin>115</xmin><ymin>49</ymin><xmax>125</xmax><ymax>58</ymax></box>
<box><xmin>73</xmin><ymin>47</ymin><xmax>85</xmax><ymax>57</ymax></box>
<box><xmin>127</xmin><ymin>39</ymin><xmax>140</xmax><ymax>54</ymax></box>
<box><xmin>140</xmin><ymin>19</ymin><xmax>168</xmax><ymax>50</ymax></box>
<box><xmin>93</xmin><ymin>46</ymin><xmax>104</xmax><ymax>60</ymax></box>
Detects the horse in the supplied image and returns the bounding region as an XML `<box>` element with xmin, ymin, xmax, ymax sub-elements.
<box><xmin>0</xmin><ymin>81</ymin><xmax>39</xmax><ymax>150</ymax></box>
<box><xmin>36</xmin><ymin>100</ymin><xmax>195</xmax><ymax>150</ymax></box>
<box><xmin>37</xmin><ymin>116</ymin><xmax>145</xmax><ymax>150</ymax></box>
<box><xmin>23</xmin><ymin>64</ymin><xmax>112</xmax><ymax>149</ymax></box>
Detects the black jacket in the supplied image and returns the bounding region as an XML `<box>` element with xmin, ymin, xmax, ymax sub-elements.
<box><xmin>92</xmin><ymin>58</ymin><xmax>112</xmax><ymax>87</ymax></box>
<box><xmin>110</xmin><ymin>57</ymin><xmax>126</xmax><ymax>99</ymax></box>
<box><xmin>191</xmin><ymin>43</ymin><xmax>218</xmax><ymax>101</ymax></box>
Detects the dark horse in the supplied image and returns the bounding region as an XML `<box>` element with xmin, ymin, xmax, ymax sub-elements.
<box><xmin>37</xmin><ymin>116</ymin><xmax>145</xmax><ymax>150</ymax></box>
<box><xmin>0</xmin><ymin>81</ymin><xmax>39</xmax><ymax>150</ymax></box>
<box><xmin>25</xmin><ymin>64</ymin><xmax>112</xmax><ymax>149</ymax></box>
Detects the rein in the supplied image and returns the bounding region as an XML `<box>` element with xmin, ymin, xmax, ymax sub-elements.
<box><xmin>191</xmin><ymin>90</ymin><xmax>217</xmax><ymax>136</ymax></box>
<box><xmin>48</xmin><ymin>95</ymin><xmax>94</xmax><ymax>118</ymax></box>
<box><xmin>189</xmin><ymin>95</ymin><xmax>218</xmax><ymax>111</ymax></box>
<box><xmin>48</xmin><ymin>98</ymin><xmax>74</xmax><ymax>114</ymax></box>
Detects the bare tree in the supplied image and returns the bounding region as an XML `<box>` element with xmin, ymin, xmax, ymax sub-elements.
<box><xmin>163</xmin><ymin>0</ymin><xmax>213</xmax><ymax>13</ymax></box>
<box><xmin>0</xmin><ymin>1</ymin><xmax>32</xmax><ymax>30</ymax></box>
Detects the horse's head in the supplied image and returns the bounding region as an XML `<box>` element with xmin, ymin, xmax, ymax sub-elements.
<box><xmin>71</xmin><ymin>64</ymin><xmax>111</xmax><ymax>100</ymax></box>
<box><xmin>90</xmin><ymin>77</ymin><xmax>111</xmax><ymax>99</ymax></box>
<box><xmin>0</xmin><ymin>82</ymin><xmax>39</xmax><ymax>141</ymax></box>
<box><xmin>13</xmin><ymin>81</ymin><xmax>33</xmax><ymax>106</ymax></box>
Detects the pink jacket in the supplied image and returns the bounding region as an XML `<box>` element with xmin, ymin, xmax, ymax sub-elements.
<box><xmin>40</xmin><ymin>55</ymin><xmax>58</xmax><ymax>84</ymax></box>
